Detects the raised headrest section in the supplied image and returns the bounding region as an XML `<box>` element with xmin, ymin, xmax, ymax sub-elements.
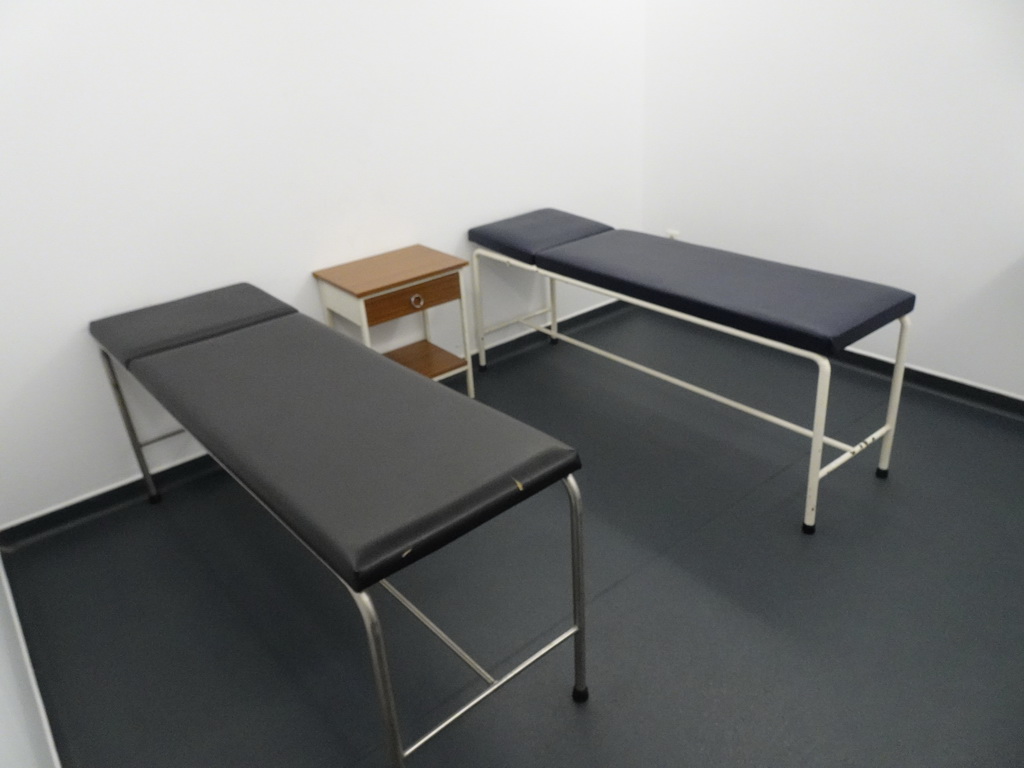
<box><xmin>90</xmin><ymin>283</ymin><xmax>296</xmax><ymax>367</ymax></box>
<box><xmin>468</xmin><ymin>208</ymin><xmax>613</xmax><ymax>265</ymax></box>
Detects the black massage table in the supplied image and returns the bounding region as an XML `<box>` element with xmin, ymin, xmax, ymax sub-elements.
<box><xmin>88</xmin><ymin>283</ymin><xmax>587</xmax><ymax>766</ymax></box>
<box><xmin>469</xmin><ymin>209</ymin><xmax>915</xmax><ymax>533</ymax></box>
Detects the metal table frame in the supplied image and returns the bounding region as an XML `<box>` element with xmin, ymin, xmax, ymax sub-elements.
<box><xmin>471</xmin><ymin>246</ymin><xmax>911</xmax><ymax>533</ymax></box>
<box><xmin>99</xmin><ymin>348</ymin><xmax>587</xmax><ymax>767</ymax></box>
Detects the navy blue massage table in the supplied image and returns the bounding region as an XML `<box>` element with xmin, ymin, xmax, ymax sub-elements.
<box><xmin>88</xmin><ymin>283</ymin><xmax>587</xmax><ymax>766</ymax></box>
<box><xmin>469</xmin><ymin>209</ymin><xmax>916</xmax><ymax>533</ymax></box>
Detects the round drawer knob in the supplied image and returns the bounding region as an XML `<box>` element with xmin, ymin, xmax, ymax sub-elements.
<box><xmin>410</xmin><ymin>293</ymin><xmax>425</xmax><ymax>309</ymax></box>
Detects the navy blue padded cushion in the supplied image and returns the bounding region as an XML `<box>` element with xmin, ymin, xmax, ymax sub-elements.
<box><xmin>537</xmin><ymin>230</ymin><xmax>915</xmax><ymax>356</ymax></box>
<box><xmin>90</xmin><ymin>283</ymin><xmax>296</xmax><ymax>367</ymax></box>
<box><xmin>468</xmin><ymin>208</ymin><xmax>613</xmax><ymax>265</ymax></box>
<box><xmin>130</xmin><ymin>312</ymin><xmax>580</xmax><ymax>591</ymax></box>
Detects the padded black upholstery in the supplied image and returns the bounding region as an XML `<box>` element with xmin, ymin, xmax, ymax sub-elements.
<box><xmin>469</xmin><ymin>210</ymin><xmax>915</xmax><ymax>356</ymax></box>
<box><xmin>93</xmin><ymin>292</ymin><xmax>580</xmax><ymax>592</ymax></box>
<box><xmin>539</xmin><ymin>230</ymin><xmax>915</xmax><ymax>356</ymax></box>
<box><xmin>90</xmin><ymin>283</ymin><xmax>296</xmax><ymax>367</ymax></box>
<box><xmin>467</xmin><ymin>208</ymin><xmax>612</xmax><ymax>265</ymax></box>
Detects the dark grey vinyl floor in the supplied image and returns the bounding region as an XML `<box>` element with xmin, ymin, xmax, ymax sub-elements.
<box><xmin>4</xmin><ymin>304</ymin><xmax>1024</xmax><ymax>767</ymax></box>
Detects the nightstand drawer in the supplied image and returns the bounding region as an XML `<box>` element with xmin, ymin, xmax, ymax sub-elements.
<box><xmin>365</xmin><ymin>273</ymin><xmax>460</xmax><ymax>326</ymax></box>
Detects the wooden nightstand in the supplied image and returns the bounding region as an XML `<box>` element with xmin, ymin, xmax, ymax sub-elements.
<box><xmin>313</xmin><ymin>245</ymin><xmax>475</xmax><ymax>397</ymax></box>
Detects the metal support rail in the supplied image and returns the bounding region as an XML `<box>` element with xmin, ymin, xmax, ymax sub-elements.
<box><xmin>100</xmin><ymin>351</ymin><xmax>159</xmax><ymax>500</ymax></box>
<box><xmin>208</xmin><ymin>468</ymin><xmax>587</xmax><ymax>767</ymax></box>
<box><xmin>516</xmin><ymin>317</ymin><xmax>858</xmax><ymax>454</ymax></box>
<box><xmin>482</xmin><ymin>306</ymin><xmax>552</xmax><ymax>337</ymax></box>
<box><xmin>819</xmin><ymin>425</ymin><xmax>891</xmax><ymax>479</ymax></box>
<box><xmin>404</xmin><ymin>626</ymin><xmax>580</xmax><ymax>757</ymax></box>
<box><xmin>471</xmin><ymin>246</ymin><xmax>912</xmax><ymax>533</ymax></box>
<box><xmin>98</xmin><ymin>349</ymin><xmax>587</xmax><ymax>767</ymax></box>
<box><xmin>380</xmin><ymin>580</ymin><xmax>496</xmax><ymax>684</ymax></box>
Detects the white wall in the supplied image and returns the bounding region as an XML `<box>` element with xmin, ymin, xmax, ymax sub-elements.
<box><xmin>7</xmin><ymin>0</ymin><xmax>1019</xmax><ymax>534</ymax></box>
<box><xmin>643</xmin><ymin>0</ymin><xmax>1024</xmax><ymax>398</ymax></box>
<box><xmin>3</xmin><ymin>1</ymin><xmax>1023</xmax><ymax>762</ymax></box>
<box><xmin>1</xmin><ymin>0</ymin><xmax>645</xmax><ymax>527</ymax></box>
<box><xmin>0</xmin><ymin>3</ymin><xmax>644</xmax><ymax>763</ymax></box>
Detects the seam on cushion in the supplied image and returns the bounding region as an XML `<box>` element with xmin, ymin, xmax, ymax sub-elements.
<box><xmin>535</xmin><ymin>228</ymin><xmax>618</xmax><ymax>257</ymax></box>
<box><xmin>125</xmin><ymin>309</ymin><xmax>297</xmax><ymax>369</ymax></box>
<box><xmin>531</xmin><ymin>230</ymin><xmax>613</xmax><ymax>257</ymax></box>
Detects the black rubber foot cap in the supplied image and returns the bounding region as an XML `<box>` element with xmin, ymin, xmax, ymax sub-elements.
<box><xmin>572</xmin><ymin>687</ymin><xmax>589</xmax><ymax>703</ymax></box>
<box><xmin>148</xmin><ymin>493</ymin><xmax>162</xmax><ymax>505</ymax></box>
<box><xmin>875</xmin><ymin>467</ymin><xmax>890</xmax><ymax>479</ymax></box>
<box><xmin>478</xmin><ymin>364</ymin><xmax>487</xmax><ymax>372</ymax></box>
<box><xmin>550</xmin><ymin>337</ymin><xmax>559</xmax><ymax>345</ymax></box>
<box><xmin>801</xmin><ymin>522</ymin><xmax>815</xmax><ymax>535</ymax></box>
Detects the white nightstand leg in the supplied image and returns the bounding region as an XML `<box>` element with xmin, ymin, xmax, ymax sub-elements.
<box><xmin>548</xmin><ymin>277</ymin><xmax>559</xmax><ymax>340</ymax></box>
<box><xmin>471</xmin><ymin>249</ymin><xmax>487</xmax><ymax>369</ymax></box>
<box><xmin>459</xmin><ymin>269</ymin><xmax>476</xmax><ymax>398</ymax></box>
<box><xmin>358</xmin><ymin>303</ymin><xmax>372</xmax><ymax>347</ymax></box>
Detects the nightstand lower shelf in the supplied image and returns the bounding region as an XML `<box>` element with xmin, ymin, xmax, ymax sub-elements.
<box><xmin>383</xmin><ymin>340</ymin><xmax>467</xmax><ymax>380</ymax></box>
<box><xmin>314</xmin><ymin>244</ymin><xmax>475</xmax><ymax>397</ymax></box>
